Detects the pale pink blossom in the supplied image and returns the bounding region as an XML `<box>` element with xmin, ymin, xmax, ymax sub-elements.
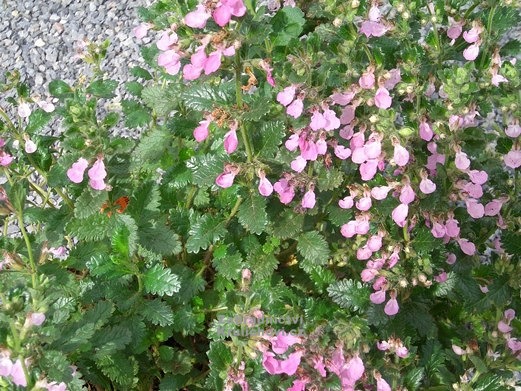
<box><xmin>374</xmin><ymin>87</ymin><xmax>392</xmax><ymax>109</ymax></box>
<box><xmin>420</xmin><ymin>178</ymin><xmax>436</xmax><ymax>194</ymax></box>
<box><xmin>498</xmin><ymin>320</ymin><xmax>512</xmax><ymax>333</ymax></box>
<box><xmin>156</xmin><ymin>31</ymin><xmax>178</xmax><ymax>51</ymax></box>
<box><xmin>133</xmin><ymin>23</ymin><xmax>151</xmax><ymax>39</ymax></box>
<box><xmin>194</xmin><ymin>119</ymin><xmax>210</xmax><ymax>142</ymax></box>
<box><xmin>431</xmin><ymin>222</ymin><xmax>446</xmax><ymax>238</ymax></box>
<box><xmin>393</xmin><ymin>143</ymin><xmax>409</xmax><ymax>166</ymax></box>
<box><xmin>371</xmin><ymin>186</ymin><xmax>391</xmax><ymax>200</ymax></box>
<box><xmin>334</xmin><ymin>145</ymin><xmax>351</xmax><ymax>159</ymax></box>
<box><xmin>376</xmin><ymin>374</ymin><xmax>392</xmax><ymax>391</ymax></box>
<box><xmin>360</xmin><ymin>159</ymin><xmax>378</xmax><ymax>181</ymax></box>
<box><xmin>301</xmin><ymin>189</ymin><xmax>316</xmax><ymax>209</ymax></box>
<box><xmin>185</xmin><ymin>4</ymin><xmax>211</xmax><ymax>28</ymax></box>
<box><xmin>273</xmin><ymin>178</ymin><xmax>295</xmax><ymax>204</ymax></box>
<box><xmin>339</xmin><ymin>196</ymin><xmax>354</xmax><ymax>209</ymax></box>
<box><xmin>215</xmin><ymin>172</ymin><xmax>236</xmax><ymax>188</ymax></box>
<box><xmin>455</xmin><ymin>151</ymin><xmax>471</xmax><ymax>170</ymax></box>
<box><xmin>463</xmin><ymin>26</ymin><xmax>481</xmax><ymax>43</ymax></box>
<box><xmin>277</xmin><ymin>85</ymin><xmax>296</xmax><ymax>106</ymax></box>
<box><xmin>458</xmin><ymin>238</ymin><xmax>476</xmax><ymax>255</ymax></box>
<box><xmin>258</xmin><ymin>176</ymin><xmax>273</xmax><ymax>197</ymax></box>
<box><xmin>359</xmin><ymin>20</ymin><xmax>389</xmax><ymax>37</ymax></box>
<box><xmin>392</xmin><ymin>203</ymin><xmax>408</xmax><ymax>227</ymax></box>
<box><xmin>29</xmin><ymin>312</ymin><xmax>46</xmax><ymax>326</ymax></box>
<box><xmin>384</xmin><ymin>68</ymin><xmax>401</xmax><ymax>90</ymax></box>
<box><xmin>466</xmin><ymin>199</ymin><xmax>485</xmax><ymax>218</ymax></box>
<box><xmin>24</xmin><ymin>139</ymin><xmax>37</xmax><ymax>154</ymax></box>
<box><xmin>285</xmin><ymin>134</ymin><xmax>300</xmax><ymax>151</ymax></box>
<box><xmin>452</xmin><ymin>344</ymin><xmax>466</xmax><ymax>355</ymax></box>
<box><xmin>356</xmin><ymin>196</ymin><xmax>372</xmax><ymax>211</ymax></box>
<box><xmin>359</xmin><ymin>71</ymin><xmax>375</xmax><ymax>89</ymax></box>
<box><xmin>370</xmin><ymin>290</ymin><xmax>386</xmax><ymax>304</ymax></box>
<box><xmin>463</xmin><ymin>44</ymin><xmax>480</xmax><ymax>61</ymax></box>
<box><xmin>323</xmin><ymin>108</ymin><xmax>341</xmax><ymax>130</ymax></box>
<box><xmin>286</xmin><ymin>98</ymin><xmax>304</xmax><ymax>118</ymax></box>
<box><xmin>447</xmin><ymin>18</ymin><xmax>463</xmax><ymax>41</ymax></box>
<box><xmin>223</xmin><ymin>128</ymin><xmax>238</xmax><ymax>154</ymax></box>
<box><xmin>18</xmin><ymin>103</ymin><xmax>31</xmax><ymax>118</ymax></box>
<box><xmin>0</xmin><ymin>357</ymin><xmax>13</xmax><ymax>377</ymax></box>
<box><xmin>504</xmin><ymin>150</ymin><xmax>521</xmax><ymax>168</ymax></box>
<box><xmin>88</xmin><ymin>158</ymin><xmax>107</xmax><ymax>191</ymax></box>
<box><xmin>505</xmin><ymin>121</ymin><xmax>521</xmax><ymax>138</ymax></box>
<box><xmin>468</xmin><ymin>170</ymin><xmax>488</xmax><ymax>185</ymax></box>
<box><xmin>67</xmin><ymin>157</ymin><xmax>89</xmax><ymax>184</ymax></box>
<box><xmin>491</xmin><ymin>73</ymin><xmax>508</xmax><ymax>87</ymax></box>
<box><xmin>384</xmin><ymin>294</ymin><xmax>399</xmax><ymax>316</ymax></box>
<box><xmin>445</xmin><ymin>218</ymin><xmax>460</xmax><ymax>238</ymax></box>
<box><xmin>399</xmin><ymin>184</ymin><xmax>416</xmax><ymax>204</ymax></box>
<box><xmin>395</xmin><ymin>345</ymin><xmax>409</xmax><ymax>358</ymax></box>
<box><xmin>11</xmin><ymin>359</ymin><xmax>27</xmax><ymax>387</ymax></box>
<box><xmin>419</xmin><ymin>120</ymin><xmax>434</xmax><ymax>141</ymax></box>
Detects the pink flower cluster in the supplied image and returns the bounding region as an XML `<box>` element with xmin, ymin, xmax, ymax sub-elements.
<box><xmin>0</xmin><ymin>356</ymin><xmax>27</xmax><ymax>387</ymax></box>
<box><xmin>497</xmin><ymin>309</ymin><xmax>521</xmax><ymax>359</ymax></box>
<box><xmin>67</xmin><ymin>157</ymin><xmax>107</xmax><ymax>191</ymax></box>
<box><xmin>260</xmin><ymin>332</ymin><xmax>304</xmax><ymax>376</ymax></box>
<box><xmin>447</xmin><ymin>19</ymin><xmax>483</xmax><ymax>61</ymax></box>
<box><xmin>359</xmin><ymin>4</ymin><xmax>390</xmax><ymax>38</ymax></box>
<box><xmin>503</xmin><ymin>118</ymin><xmax>521</xmax><ymax>169</ymax></box>
<box><xmin>377</xmin><ymin>336</ymin><xmax>409</xmax><ymax>358</ymax></box>
<box><xmin>0</xmin><ymin>138</ymin><xmax>14</xmax><ymax>166</ymax></box>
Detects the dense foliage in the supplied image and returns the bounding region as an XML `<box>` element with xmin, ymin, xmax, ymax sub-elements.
<box><xmin>1</xmin><ymin>0</ymin><xmax>520</xmax><ymax>389</ymax></box>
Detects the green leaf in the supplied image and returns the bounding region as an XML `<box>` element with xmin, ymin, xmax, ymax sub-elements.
<box><xmin>253</xmin><ymin>120</ymin><xmax>286</xmax><ymax>159</ymax></box>
<box><xmin>143</xmin><ymin>264</ymin><xmax>181</xmax><ymax>296</ymax></box>
<box><xmin>131</xmin><ymin>128</ymin><xmax>170</xmax><ymax>168</ymax></box>
<box><xmin>327</xmin><ymin>204</ymin><xmax>353</xmax><ymax>227</ymax></box>
<box><xmin>316</xmin><ymin>166</ymin><xmax>344</xmax><ymax>191</ymax></box>
<box><xmin>125</xmin><ymin>81</ymin><xmax>143</xmax><ymax>96</ymax></box>
<box><xmin>49</xmin><ymin>80</ymin><xmax>73</xmax><ymax>98</ymax></box>
<box><xmin>141</xmin><ymin>298</ymin><xmax>174</xmax><ymax>326</ymax></box>
<box><xmin>26</xmin><ymin>109</ymin><xmax>52</xmax><ymax>134</ymax></box>
<box><xmin>272</xmin><ymin>209</ymin><xmax>304</xmax><ymax>239</ymax></box>
<box><xmin>213</xmin><ymin>251</ymin><xmax>244</xmax><ymax>281</ymax></box>
<box><xmin>86</xmin><ymin>254</ymin><xmax>133</xmax><ymax>279</ymax></box>
<box><xmin>142</xmin><ymin>85</ymin><xmax>179</xmax><ymax>116</ymax></box>
<box><xmin>139</xmin><ymin>220</ymin><xmax>182</xmax><ymax>256</ymax></box>
<box><xmin>412</xmin><ymin>227</ymin><xmax>440</xmax><ymax>255</ymax></box>
<box><xmin>186</xmin><ymin>153</ymin><xmax>228</xmax><ymax>187</ymax></box>
<box><xmin>66</xmin><ymin>214</ymin><xmax>118</xmax><ymax>241</ymax></box>
<box><xmin>74</xmin><ymin>188</ymin><xmax>108</xmax><ymax>219</ymax></box>
<box><xmin>131</xmin><ymin>66</ymin><xmax>152</xmax><ymax>80</ymax></box>
<box><xmin>97</xmin><ymin>353</ymin><xmax>138</xmax><ymax>388</ymax></box>
<box><xmin>93</xmin><ymin>324</ymin><xmax>132</xmax><ymax>355</ymax></box>
<box><xmin>122</xmin><ymin>99</ymin><xmax>151</xmax><ymax>128</ymax></box>
<box><xmin>271</xmin><ymin>7</ymin><xmax>306</xmax><ymax>46</ymax></box>
<box><xmin>181</xmin><ymin>82</ymin><xmax>234</xmax><ymax>111</ymax></box>
<box><xmin>186</xmin><ymin>215</ymin><xmax>228</xmax><ymax>253</ymax></box>
<box><xmin>496</xmin><ymin>137</ymin><xmax>513</xmax><ymax>154</ymax></box>
<box><xmin>297</xmin><ymin>231</ymin><xmax>330</xmax><ymax>266</ymax></box>
<box><xmin>403</xmin><ymin>367</ymin><xmax>425</xmax><ymax>391</ymax></box>
<box><xmin>237</xmin><ymin>195</ymin><xmax>268</xmax><ymax>234</ymax></box>
<box><xmin>489</xmin><ymin>7</ymin><xmax>521</xmax><ymax>35</ymax></box>
<box><xmin>327</xmin><ymin>279</ymin><xmax>371</xmax><ymax>312</ymax></box>
<box><xmin>502</xmin><ymin>231</ymin><xmax>521</xmax><ymax>255</ymax></box>
<box><xmin>248</xmin><ymin>248</ymin><xmax>279</xmax><ymax>280</ymax></box>
<box><xmin>86</xmin><ymin>79</ymin><xmax>118</xmax><ymax>98</ymax></box>
<box><xmin>207</xmin><ymin>341</ymin><xmax>233</xmax><ymax>372</ymax></box>
<box><xmin>128</xmin><ymin>181</ymin><xmax>161</xmax><ymax>217</ymax></box>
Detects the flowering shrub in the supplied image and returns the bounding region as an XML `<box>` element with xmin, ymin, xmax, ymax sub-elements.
<box><xmin>1</xmin><ymin>0</ymin><xmax>520</xmax><ymax>389</ymax></box>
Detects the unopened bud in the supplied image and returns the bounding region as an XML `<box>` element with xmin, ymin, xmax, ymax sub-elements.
<box><xmin>369</xmin><ymin>115</ymin><xmax>378</xmax><ymax>123</ymax></box>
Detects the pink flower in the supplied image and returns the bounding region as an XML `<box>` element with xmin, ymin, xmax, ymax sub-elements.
<box><xmin>370</xmin><ymin>290</ymin><xmax>386</xmax><ymax>304</ymax></box>
<box><xmin>11</xmin><ymin>359</ymin><xmax>27</xmax><ymax>387</ymax></box>
<box><xmin>215</xmin><ymin>172</ymin><xmax>236</xmax><ymax>188</ymax></box>
<box><xmin>367</xmin><ymin>234</ymin><xmax>383</xmax><ymax>251</ymax></box>
<box><xmin>300</xmin><ymin>140</ymin><xmax>318</xmax><ymax>161</ymax></box>
<box><xmin>446</xmin><ymin>253</ymin><xmax>457</xmax><ymax>265</ymax></box>
<box><xmin>310</xmin><ymin>110</ymin><xmax>326</xmax><ymax>130</ymax></box>
<box><xmin>317</xmin><ymin>139</ymin><xmax>328</xmax><ymax>155</ymax></box>
<box><xmin>29</xmin><ymin>312</ymin><xmax>46</xmax><ymax>326</ymax></box>
<box><xmin>452</xmin><ymin>344</ymin><xmax>466</xmax><ymax>355</ymax></box>
<box><xmin>376</xmin><ymin>375</ymin><xmax>392</xmax><ymax>391</ymax></box>
<box><xmin>371</xmin><ymin>186</ymin><xmax>391</xmax><ymax>200</ymax></box>
<box><xmin>279</xmin><ymin>351</ymin><xmax>303</xmax><ymax>375</ymax></box>
<box><xmin>352</xmin><ymin>147</ymin><xmax>368</xmax><ymax>164</ymax></box>
<box><xmin>334</xmin><ymin>145</ymin><xmax>352</xmax><ymax>160</ymax></box>
<box><xmin>340</xmin><ymin>105</ymin><xmax>356</xmax><ymax>124</ymax></box>
<box><xmin>491</xmin><ymin>73</ymin><xmax>508</xmax><ymax>86</ymax></box>
<box><xmin>360</xmin><ymin>159</ymin><xmax>378</xmax><ymax>181</ymax></box>
<box><xmin>374</xmin><ymin>87</ymin><xmax>392</xmax><ymax>109</ymax></box>
<box><xmin>377</xmin><ymin>341</ymin><xmax>390</xmax><ymax>351</ymax></box>
<box><xmin>359</xmin><ymin>20</ymin><xmax>388</xmax><ymax>37</ymax></box>
<box><xmin>399</xmin><ymin>184</ymin><xmax>416</xmax><ymax>204</ymax></box>
<box><xmin>330</xmin><ymin>91</ymin><xmax>356</xmax><ymax>105</ymax></box>
<box><xmin>504</xmin><ymin>150</ymin><xmax>521</xmax><ymax>168</ymax></box>
<box><xmin>392</xmin><ymin>203</ymin><xmax>408</xmax><ymax>227</ymax></box>
<box><xmin>18</xmin><ymin>103</ymin><xmax>31</xmax><ymax>118</ymax></box>
<box><xmin>133</xmin><ymin>23</ymin><xmax>151</xmax><ymax>40</ymax></box>
<box><xmin>384</xmin><ymin>295</ymin><xmax>399</xmax><ymax>316</ymax></box>
<box><xmin>419</xmin><ymin>120</ymin><xmax>434</xmax><ymax>141</ymax></box>
<box><xmin>270</xmin><ymin>332</ymin><xmax>302</xmax><ymax>354</ymax></box>
<box><xmin>447</xmin><ymin>18</ymin><xmax>463</xmax><ymax>40</ymax></box>
<box><xmin>24</xmin><ymin>139</ymin><xmax>37</xmax><ymax>154</ymax></box>
<box><xmin>498</xmin><ymin>320</ymin><xmax>513</xmax><ymax>333</ymax></box>
<box><xmin>0</xmin><ymin>357</ymin><xmax>13</xmax><ymax>377</ymax></box>
<box><xmin>434</xmin><ymin>271</ymin><xmax>448</xmax><ymax>283</ymax></box>
<box><xmin>185</xmin><ymin>4</ymin><xmax>211</xmax><ymax>28</ymax></box>
<box><xmin>359</xmin><ymin>71</ymin><xmax>375</xmax><ymax>89</ymax></box>
<box><xmin>0</xmin><ymin>151</ymin><xmax>14</xmax><ymax>166</ymax></box>
<box><xmin>431</xmin><ymin>222</ymin><xmax>446</xmax><ymax>238</ymax></box>
<box><xmin>290</xmin><ymin>156</ymin><xmax>307</xmax><ymax>173</ymax></box>
<box><xmin>466</xmin><ymin>199</ymin><xmax>485</xmax><ymax>218</ymax></box>
<box><xmin>323</xmin><ymin>109</ymin><xmax>341</xmax><ymax>130</ymax></box>
<box><xmin>313</xmin><ymin>356</ymin><xmax>327</xmax><ymax>377</ymax></box>
<box><xmin>468</xmin><ymin>170</ymin><xmax>488</xmax><ymax>185</ymax></box>
<box><xmin>339</xmin><ymin>196</ymin><xmax>354</xmax><ymax>209</ymax></box>
<box><xmin>393</xmin><ymin>143</ymin><xmax>409</xmax><ymax>166</ymax></box>
<box><xmin>504</xmin><ymin>309</ymin><xmax>516</xmax><ymax>321</ymax></box>
<box><xmin>194</xmin><ymin>119</ymin><xmax>210</xmax><ymax>142</ymax></box>
<box><xmin>158</xmin><ymin>50</ymin><xmax>181</xmax><ymax>75</ymax></box>
<box><xmin>204</xmin><ymin>51</ymin><xmax>222</xmax><ymax>75</ymax></box>
<box><xmin>286</xmin><ymin>98</ymin><xmax>304</xmax><ymax>118</ymax></box>
<box><xmin>301</xmin><ymin>189</ymin><xmax>316</xmax><ymax>209</ymax></box>
<box><xmin>156</xmin><ymin>31</ymin><xmax>178</xmax><ymax>51</ymax></box>
<box><xmin>364</xmin><ymin>139</ymin><xmax>381</xmax><ymax>159</ymax></box>
<box><xmin>259</xmin><ymin>59</ymin><xmax>275</xmax><ymax>87</ymax></box>
<box><xmin>368</xmin><ymin>5</ymin><xmax>381</xmax><ymax>21</ymax></box>
<box><xmin>67</xmin><ymin>157</ymin><xmax>89</xmax><ymax>183</ymax></box>
<box><xmin>46</xmin><ymin>382</ymin><xmax>67</xmax><ymax>391</ymax></box>
<box><xmin>213</xmin><ymin>0</ymin><xmax>246</xmax><ymax>27</ymax></box>
<box><xmin>484</xmin><ymin>200</ymin><xmax>503</xmax><ymax>216</ymax></box>
<box><xmin>505</xmin><ymin>121</ymin><xmax>521</xmax><ymax>138</ymax></box>
<box><xmin>384</xmin><ymin>68</ymin><xmax>402</xmax><ymax>90</ymax></box>
<box><xmin>463</xmin><ymin>44</ymin><xmax>480</xmax><ymax>61</ymax></box>
<box><xmin>223</xmin><ymin>128</ymin><xmax>238</xmax><ymax>154</ymax></box>
<box><xmin>88</xmin><ymin>158</ymin><xmax>107</xmax><ymax>191</ymax></box>
<box><xmin>455</xmin><ymin>151</ymin><xmax>471</xmax><ymax>170</ymax></box>
<box><xmin>183</xmin><ymin>64</ymin><xmax>204</xmax><ymax>81</ymax></box>
<box><xmin>273</xmin><ymin>178</ymin><xmax>295</xmax><ymax>204</ymax></box>
<box><xmin>395</xmin><ymin>345</ymin><xmax>409</xmax><ymax>358</ymax></box>
<box><xmin>285</xmin><ymin>134</ymin><xmax>300</xmax><ymax>151</ymax></box>
<box><xmin>341</xmin><ymin>221</ymin><xmax>357</xmax><ymax>238</ymax></box>
<box><xmin>357</xmin><ymin>246</ymin><xmax>373</xmax><ymax>260</ymax></box>
<box><xmin>258</xmin><ymin>177</ymin><xmax>273</xmax><ymax>197</ymax></box>
<box><xmin>287</xmin><ymin>379</ymin><xmax>309</xmax><ymax>391</ymax></box>
<box><xmin>445</xmin><ymin>218</ymin><xmax>460</xmax><ymax>238</ymax></box>
<box><xmin>420</xmin><ymin>178</ymin><xmax>436</xmax><ymax>194</ymax></box>
<box><xmin>458</xmin><ymin>238</ymin><xmax>476</xmax><ymax>255</ymax></box>
<box><xmin>277</xmin><ymin>85</ymin><xmax>296</xmax><ymax>106</ymax></box>
<box><xmin>463</xmin><ymin>27</ymin><xmax>481</xmax><ymax>43</ymax></box>
<box><xmin>356</xmin><ymin>196</ymin><xmax>372</xmax><ymax>211</ymax></box>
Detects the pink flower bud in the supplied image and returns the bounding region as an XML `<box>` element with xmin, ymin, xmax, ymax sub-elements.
<box><xmin>374</xmin><ymin>87</ymin><xmax>392</xmax><ymax>109</ymax></box>
<box><xmin>458</xmin><ymin>238</ymin><xmax>476</xmax><ymax>255</ymax></box>
<box><xmin>447</xmin><ymin>18</ymin><xmax>463</xmax><ymax>40</ymax></box>
<box><xmin>463</xmin><ymin>44</ymin><xmax>480</xmax><ymax>61</ymax></box>
<box><xmin>341</xmin><ymin>221</ymin><xmax>357</xmax><ymax>238</ymax></box>
<box><xmin>392</xmin><ymin>203</ymin><xmax>408</xmax><ymax>227</ymax></box>
<box><xmin>0</xmin><ymin>357</ymin><xmax>13</xmax><ymax>377</ymax></box>
<box><xmin>498</xmin><ymin>320</ymin><xmax>513</xmax><ymax>333</ymax></box>
<box><xmin>434</xmin><ymin>271</ymin><xmax>448</xmax><ymax>283</ymax></box>
<box><xmin>395</xmin><ymin>346</ymin><xmax>409</xmax><ymax>358</ymax></box>
<box><xmin>419</xmin><ymin>120</ymin><xmax>434</xmax><ymax>141</ymax></box>
<box><xmin>452</xmin><ymin>344</ymin><xmax>466</xmax><ymax>355</ymax></box>
<box><xmin>88</xmin><ymin>158</ymin><xmax>107</xmax><ymax>191</ymax></box>
<box><xmin>316</xmin><ymin>138</ymin><xmax>327</xmax><ymax>155</ymax></box>
<box><xmin>355</xmin><ymin>196</ymin><xmax>372</xmax><ymax>211</ymax></box>
<box><xmin>419</xmin><ymin>178</ymin><xmax>436</xmax><ymax>194</ymax></box>
<box><xmin>360</xmin><ymin>159</ymin><xmax>378</xmax><ymax>181</ymax></box>
<box><xmin>24</xmin><ymin>139</ymin><xmax>37</xmax><ymax>154</ymax></box>
<box><xmin>357</xmin><ymin>246</ymin><xmax>373</xmax><ymax>260</ymax></box>
<box><xmin>377</xmin><ymin>340</ymin><xmax>389</xmax><ymax>351</ymax></box>
<box><xmin>215</xmin><ymin>172</ymin><xmax>236</xmax><ymax>188</ymax></box>
<box><xmin>505</xmin><ymin>121</ymin><xmax>521</xmax><ymax>138</ymax></box>
<box><xmin>67</xmin><ymin>157</ymin><xmax>89</xmax><ymax>184</ymax></box>
<box><xmin>258</xmin><ymin>177</ymin><xmax>273</xmax><ymax>197</ymax></box>
<box><xmin>223</xmin><ymin>129</ymin><xmax>238</xmax><ymax>154</ymax></box>
<box><xmin>504</xmin><ymin>309</ymin><xmax>516</xmax><ymax>321</ymax></box>
<box><xmin>446</xmin><ymin>253</ymin><xmax>457</xmax><ymax>264</ymax></box>
<box><xmin>367</xmin><ymin>235</ymin><xmax>383</xmax><ymax>252</ymax></box>
<box><xmin>194</xmin><ymin>119</ymin><xmax>210</xmax><ymax>142</ymax></box>
<box><xmin>0</xmin><ymin>151</ymin><xmax>14</xmax><ymax>166</ymax></box>
<box><xmin>185</xmin><ymin>4</ymin><xmax>211</xmax><ymax>28</ymax></box>
<box><xmin>455</xmin><ymin>151</ymin><xmax>471</xmax><ymax>170</ymax></box>
<box><xmin>370</xmin><ymin>290</ymin><xmax>386</xmax><ymax>304</ymax></box>
<box><xmin>29</xmin><ymin>312</ymin><xmax>46</xmax><ymax>326</ymax></box>
<box><xmin>133</xmin><ymin>23</ymin><xmax>151</xmax><ymax>40</ymax></box>
<box><xmin>359</xmin><ymin>71</ymin><xmax>375</xmax><ymax>89</ymax></box>
<box><xmin>286</xmin><ymin>98</ymin><xmax>304</xmax><ymax>118</ymax></box>
<box><xmin>291</xmin><ymin>156</ymin><xmax>307</xmax><ymax>173</ymax></box>
<box><xmin>242</xmin><ymin>268</ymin><xmax>251</xmax><ymax>280</ymax></box>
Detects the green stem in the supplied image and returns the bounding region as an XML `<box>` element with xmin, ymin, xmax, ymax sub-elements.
<box><xmin>185</xmin><ymin>186</ymin><xmax>198</xmax><ymax>209</ymax></box>
<box><xmin>402</xmin><ymin>223</ymin><xmax>410</xmax><ymax>243</ymax></box>
<box><xmin>234</xmin><ymin>57</ymin><xmax>254</xmax><ymax>163</ymax></box>
<box><xmin>225</xmin><ymin>196</ymin><xmax>243</xmax><ymax>226</ymax></box>
<box><xmin>17</xmin><ymin>213</ymin><xmax>38</xmax><ymax>290</ymax></box>
<box><xmin>0</xmin><ymin>106</ymin><xmax>16</xmax><ymax>131</ymax></box>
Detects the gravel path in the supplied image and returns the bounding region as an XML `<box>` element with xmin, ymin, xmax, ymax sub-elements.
<box><xmin>0</xmin><ymin>0</ymin><xmax>153</xmax><ymax>106</ymax></box>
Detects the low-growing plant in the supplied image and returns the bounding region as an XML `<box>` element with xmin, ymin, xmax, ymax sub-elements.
<box><xmin>1</xmin><ymin>0</ymin><xmax>520</xmax><ymax>390</ymax></box>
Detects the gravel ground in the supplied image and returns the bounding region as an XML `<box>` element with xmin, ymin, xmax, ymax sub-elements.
<box><xmin>0</xmin><ymin>0</ymin><xmax>153</xmax><ymax>115</ymax></box>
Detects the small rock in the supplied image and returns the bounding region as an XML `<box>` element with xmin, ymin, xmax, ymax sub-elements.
<box><xmin>35</xmin><ymin>38</ymin><xmax>45</xmax><ymax>47</ymax></box>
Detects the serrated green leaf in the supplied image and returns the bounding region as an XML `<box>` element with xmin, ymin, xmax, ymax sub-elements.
<box><xmin>143</xmin><ymin>264</ymin><xmax>180</xmax><ymax>296</ymax></box>
<box><xmin>502</xmin><ymin>231</ymin><xmax>521</xmax><ymax>255</ymax></box>
<box><xmin>207</xmin><ymin>342</ymin><xmax>233</xmax><ymax>372</ymax></box>
<box><xmin>122</xmin><ymin>99</ymin><xmax>151</xmax><ymax>128</ymax></box>
<box><xmin>404</xmin><ymin>367</ymin><xmax>425</xmax><ymax>391</ymax></box>
<box><xmin>253</xmin><ymin>120</ymin><xmax>286</xmax><ymax>159</ymax></box>
<box><xmin>237</xmin><ymin>195</ymin><xmax>268</xmax><ymax>234</ymax></box>
<box><xmin>74</xmin><ymin>188</ymin><xmax>108</xmax><ymax>219</ymax></box>
<box><xmin>131</xmin><ymin>128</ymin><xmax>170</xmax><ymax>168</ymax></box>
<box><xmin>86</xmin><ymin>79</ymin><xmax>118</xmax><ymax>98</ymax></box>
<box><xmin>181</xmin><ymin>82</ymin><xmax>234</xmax><ymax>111</ymax></box>
<box><xmin>186</xmin><ymin>153</ymin><xmax>228</xmax><ymax>187</ymax></box>
<box><xmin>97</xmin><ymin>353</ymin><xmax>138</xmax><ymax>388</ymax></box>
<box><xmin>213</xmin><ymin>252</ymin><xmax>244</xmax><ymax>281</ymax></box>
<box><xmin>297</xmin><ymin>231</ymin><xmax>330</xmax><ymax>266</ymax></box>
<box><xmin>126</xmin><ymin>81</ymin><xmax>144</xmax><ymax>96</ymax></box>
<box><xmin>412</xmin><ymin>227</ymin><xmax>440</xmax><ymax>255</ymax></box>
<box><xmin>327</xmin><ymin>279</ymin><xmax>371</xmax><ymax>312</ymax></box>
<box><xmin>94</xmin><ymin>324</ymin><xmax>132</xmax><ymax>355</ymax></box>
<box><xmin>131</xmin><ymin>66</ymin><xmax>152</xmax><ymax>80</ymax></box>
<box><xmin>496</xmin><ymin>137</ymin><xmax>513</xmax><ymax>154</ymax></box>
<box><xmin>272</xmin><ymin>209</ymin><xmax>304</xmax><ymax>239</ymax></box>
<box><xmin>26</xmin><ymin>108</ymin><xmax>52</xmax><ymax>134</ymax></box>
<box><xmin>241</xmin><ymin>95</ymin><xmax>272</xmax><ymax>121</ymax></box>
<box><xmin>66</xmin><ymin>213</ymin><xmax>118</xmax><ymax>241</ymax></box>
<box><xmin>316</xmin><ymin>166</ymin><xmax>344</xmax><ymax>191</ymax></box>
<box><xmin>327</xmin><ymin>204</ymin><xmax>353</xmax><ymax>227</ymax></box>
<box><xmin>142</xmin><ymin>85</ymin><xmax>179</xmax><ymax>116</ymax></box>
<box><xmin>86</xmin><ymin>254</ymin><xmax>133</xmax><ymax>279</ymax></box>
<box><xmin>186</xmin><ymin>215</ymin><xmax>228</xmax><ymax>253</ymax></box>
<box><xmin>139</xmin><ymin>220</ymin><xmax>181</xmax><ymax>256</ymax></box>
<box><xmin>271</xmin><ymin>7</ymin><xmax>306</xmax><ymax>46</ymax></box>
<box><xmin>49</xmin><ymin>80</ymin><xmax>73</xmax><ymax>98</ymax></box>
<box><xmin>128</xmin><ymin>181</ymin><xmax>161</xmax><ymax>217</ymax></box>
<box><xmin>141</xmin><ymin>298</ymin><xmax>174</xmax><ymax>326</ymax></box>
